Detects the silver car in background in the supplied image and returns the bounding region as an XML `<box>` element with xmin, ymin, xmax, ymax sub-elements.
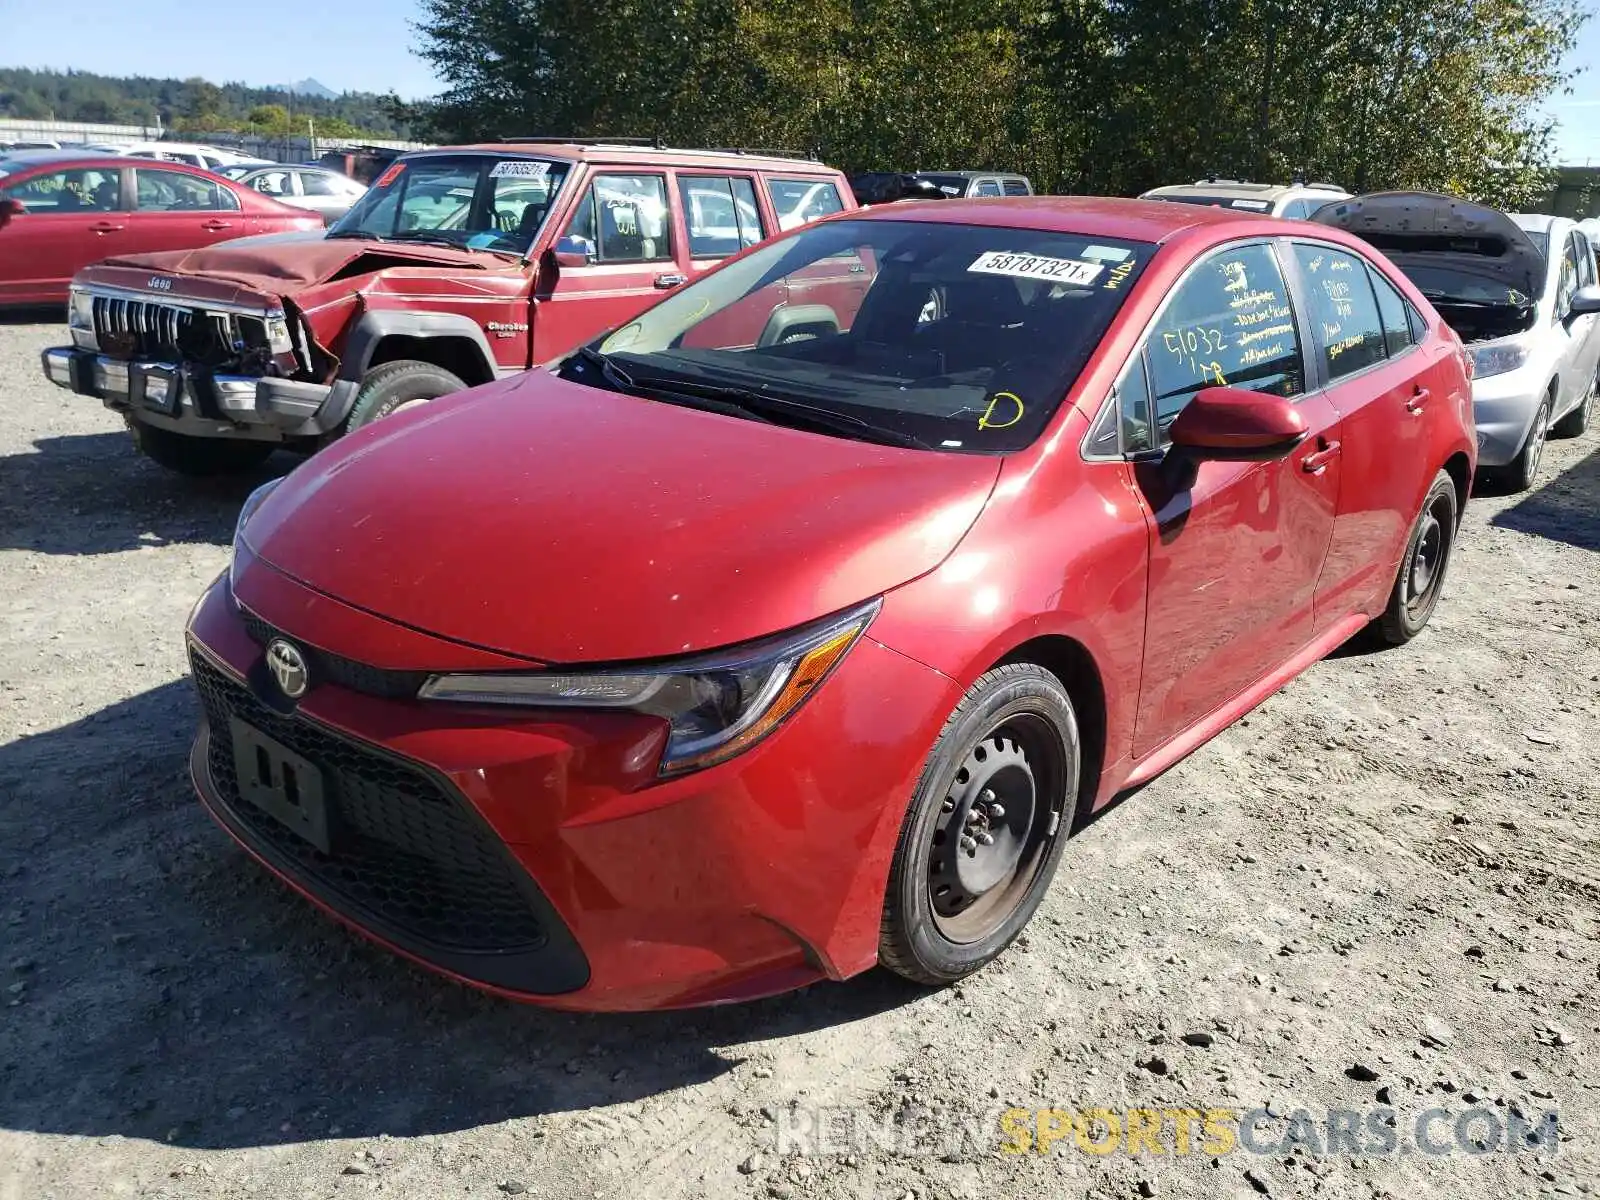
<box><xmin>225</xmin><ymin>164</ymin><xmax>368</xmax><ymax>225</ymax></box>
<box><xmin>1315</xmin><ymin>193</ymin><xmax>1600</xmax><ymax>491</ymax></box>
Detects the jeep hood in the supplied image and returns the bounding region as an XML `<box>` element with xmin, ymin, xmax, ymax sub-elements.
<box><xmin>80</xmin><ymin>234</ymin><xmax>492</xmax><ymax>306</ymax></box>
<box><xmin>1309</xmin><ymin>191</ymin><xmax>1544</xmax><ymax>307</ymax></box>
<box><xmin>240</xmin><ymin>372</ymin><xmax>1001</xmax><ymax>663</ymax></box>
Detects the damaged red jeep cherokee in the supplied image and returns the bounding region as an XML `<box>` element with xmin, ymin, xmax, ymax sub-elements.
<box><xmin>187</xmin><ymin>197</ymin><xmax>1476</xmax><ymax>1011</ymax></box>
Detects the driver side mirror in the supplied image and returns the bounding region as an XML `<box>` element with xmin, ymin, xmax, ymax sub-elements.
<box><xmin>551</xmin><ymin>234</ymin><xmax>594</xmax><ymax>269</ymax></box>
<box><xmin>1567</xmin><ymin>283</ymin><xmax>1600</xmax><ymax>318</ymax></box>
<box><xmin>1168</xmin><ymin>386</ymin><xmax>1309</xmax><ymax>461</ymax></box>
<box><xmin>0</xmin><ymin>197</ymin><xmax>24</xmax><ymax>230</ymax></box>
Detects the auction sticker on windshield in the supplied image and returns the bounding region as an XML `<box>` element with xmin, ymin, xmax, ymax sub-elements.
<box><xmin>969</xmin><ymin>251</ymin><xmax>1103</xmax><ymax>285</ymax></box>
<box><xmin>491</xmin><ymin>160</ymin><xmax>551</xmax><ymax>179</ymax></box>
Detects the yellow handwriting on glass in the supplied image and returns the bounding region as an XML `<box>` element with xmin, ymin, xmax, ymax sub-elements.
<box><xmin>980</xmin><ymin>392</ymin><xmax>1026</xmax><ymax>430</ymax></box>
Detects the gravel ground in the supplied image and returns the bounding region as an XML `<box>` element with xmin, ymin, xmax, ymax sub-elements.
<box><xmin>2</xmin><ymin>311</ymin><xmax>1598</xmax><ymax>1200</ymax></box>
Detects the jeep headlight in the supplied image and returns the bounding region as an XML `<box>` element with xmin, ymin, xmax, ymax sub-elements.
<box><xmin>264</xmin><ymin>314</ymin><xmax>293</xmax><ymax>356</ymax></box>
<box><xmin>68</xmin><ymin>288</ymin><xmax>97</xmax><ymax>350</ymax></box>
<box><xmin>1469</xmin><ymin>340</ymin><xmax>1530</xmax><ymax>380</ymax></box>
<box><xmin>419</xmin><ymin>600</ymin><xmax>881</xmax><ymax>776</ymax></box>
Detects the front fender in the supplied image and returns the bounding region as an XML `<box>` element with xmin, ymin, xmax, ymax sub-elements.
<box><xmin>338</xmin><ymin>310</ymin><xmax>499</xmax><ymax>383</ymax></box>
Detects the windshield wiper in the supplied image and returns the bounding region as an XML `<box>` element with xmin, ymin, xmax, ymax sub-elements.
<box><xmin>387</xmin><ymin>231</ymin><xmax>468</xmax><ymax>250</ymax></box>
<box><xmin>567</xmin><ymin>346</ymin><xmax>774</xmax><ymax>425</ymax></box>
<box><xmin>632</xmin><ymin>375</ymin><xmax>932</xmax><ymax>449</ymax></box>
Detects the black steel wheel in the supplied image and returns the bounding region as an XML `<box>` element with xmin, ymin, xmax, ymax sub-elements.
<box><xmin>1375</xmin><ymin>468</ymin><xmax>1458</xmax><ymax>646</ymax></box>
<box><xmin>879</xmin><ymin>663</ymin><xmax>1079</xmax><ymax>985</ymax></box>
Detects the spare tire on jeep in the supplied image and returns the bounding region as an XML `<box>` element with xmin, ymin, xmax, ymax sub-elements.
<box><xmin>344</xmin><ymin>360</ymin><xmax>468</xmax><ymax>433</ymax></box>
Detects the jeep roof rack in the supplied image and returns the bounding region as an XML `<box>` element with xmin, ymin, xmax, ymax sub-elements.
<box><xmin>501</xmin><ymin>135</ymin><xmax>666</xmax><ymax>148</ymax></box>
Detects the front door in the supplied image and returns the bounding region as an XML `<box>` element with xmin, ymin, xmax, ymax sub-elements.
<box><xmin>1122</xmin><ymin>240</ymin><xmax>1342</xmax><ymax>757</ymax></box>
<box><xmin>127</xmin><ymin>166</ymin><xmax>244</xmax><ymax>254</ymax></box>
<box><xmin>532</xmin><ymin>170</ymin><xmax>685</xmax><ymax>361</ymax></box>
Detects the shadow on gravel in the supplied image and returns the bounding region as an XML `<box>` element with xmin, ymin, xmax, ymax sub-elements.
<box><xmin>0</xmin><ymin>305</ymin><xmax>63</xmax><ymax>325</ymax></box>
<box><xmin>1491</xmin><ymin>443</ymin><xmax>1600</xmax><ymax>551</ymax></box>
<box><xmin>0</xmin><ymin>680</ymin><xmax>923</xmax><ymax>1151</ymax></box>
<box><xmin>2</xmin><ymin>431</ymin><xmax>293</xmax><ymax>555</ymax></box>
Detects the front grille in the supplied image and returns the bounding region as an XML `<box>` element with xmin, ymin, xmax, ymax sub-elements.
<box><xmin>189</xmin><ymin>649</ymin><xmax>590</xmax><ymax>993</ymax></box>
<box><xmin>240</xmin><ymin>609</ymin><xmax>429</xmax><ymax>701</ymax></box>
<box><xmin>92</xmin><ymin>294</ymin><xmax>269</xmax><ymax>367</ymax></box>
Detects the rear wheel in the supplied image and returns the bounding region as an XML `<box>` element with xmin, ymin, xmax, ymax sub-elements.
<box><xmin>879</xmin><ymin>664</ymin><xmax>1078</xmax><ymax>986</ymax></box>
<box><xmin>129</xmin><ymin>421</ymin><xmax>275</xmax><ymax>477</ymax></box>
<box><xmin>1374</xmin><ymin>469</ymin><xmax>1458</xmax><ymax>646</ymax></box>
<box><xmin>343</xmin><ymin>360</ymin><xmax>467</xmax><ymax>434</ymax></box>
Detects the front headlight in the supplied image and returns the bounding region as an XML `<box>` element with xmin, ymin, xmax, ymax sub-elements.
<box><xmin>68</xmin><ymin>288</ymin><xmax>97</xmax><ymax>349</ymax></box>
<box><xmin>420</xmin><ymin>599</ymin><xmax>881</xmax><ymax>776</ymax></box>
<box><xmin>1469</xmin><ymin>340</ymin><xmax>1530</xmax><ymax>379</ymax></box>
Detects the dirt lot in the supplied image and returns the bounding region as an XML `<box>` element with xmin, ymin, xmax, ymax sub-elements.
<box><xmin>1</xmin><ymin>311</ymin><xmax>1597</xmax><ymax>1200</ymax></box>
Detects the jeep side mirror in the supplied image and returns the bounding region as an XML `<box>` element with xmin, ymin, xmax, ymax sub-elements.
<box><xmin>552</xmin><ymin>234</ymin><xmax>594</xmax><ymax>269</ymax></box>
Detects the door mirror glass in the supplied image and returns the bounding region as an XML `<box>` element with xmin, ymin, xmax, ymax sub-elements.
<box><xmin>1168</xmin><ymin>386</ymin><xmax>1309</xmax><ymax>461</ymax></box>
<box><xmin>552</xmin><ymin>234</ymin><xmax>594</xmax><ymax>268</ymax></box>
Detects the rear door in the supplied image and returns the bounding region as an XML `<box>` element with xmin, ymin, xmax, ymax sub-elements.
<box><xmin>127</xmin><ymin>166</ymin><xmax>244</xmax><ymax>253</ymax></box>
<box><xmin>532</xmin><ymin>169</ymin><xmax>684</xmax><ymax>361</ymax></box>
<box><xmin>1114</xmin><ymin>240</ymin><xmax>1343</xmax><ymax>757</ymax></box>
<box><xmin>0</xmin><ymin>163</ymin><xmax>128</xmax><ymax>302</ymax></box>
<box><xmin>1285</xmin><ymin>239</ymin><xmax>1449</xmax><ymax>628</ymax></box>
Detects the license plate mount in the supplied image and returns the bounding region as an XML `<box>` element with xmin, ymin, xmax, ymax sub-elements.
<box><xmin>228</xmin><ymin>718</ymin><xmax>333</xmax><ymax>853</ymax></box>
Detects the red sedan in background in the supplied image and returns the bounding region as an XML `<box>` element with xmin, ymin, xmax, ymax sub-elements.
<box><xmin>186</xmin><ymin>197</ymin><xmax>1476</xmax><ymax>1010</ymax></box>
<box><xmin>0</xmin><ymin>152</ymin><xmax>324</xmax><ymax>306</ymax></box>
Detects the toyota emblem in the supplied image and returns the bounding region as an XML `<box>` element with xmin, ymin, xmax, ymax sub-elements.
<box><xmin>265</xmin><ymin>639</ymin><xmax>309</xmax><ymax>699</ymax></box>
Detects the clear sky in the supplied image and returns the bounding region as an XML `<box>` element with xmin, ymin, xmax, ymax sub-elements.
<box><xmin>2</xmin><ymin>0</ymin><xmax>1599</xmax><ymax>160</ymax></box>
<box><xmin>0</xmin><ymin>0</ymin><xmax>444</xmax><ymax>99</ymax></box>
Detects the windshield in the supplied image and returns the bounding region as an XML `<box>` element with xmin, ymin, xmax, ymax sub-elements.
<box><xmin>564</xmin><ymin>218</ymin><xmax>1156</xmax><ymax>452</ymax></box>
<box><xmin>328</xmin><ymin>154</ymin><xmax>572</xmax><ymax>255</ymax></box>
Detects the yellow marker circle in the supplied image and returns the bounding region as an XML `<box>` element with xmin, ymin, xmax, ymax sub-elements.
<box><xmin>979</xmin><ymin>392</ymin><xmax>1025</xmax><ymax>430</ymax></box>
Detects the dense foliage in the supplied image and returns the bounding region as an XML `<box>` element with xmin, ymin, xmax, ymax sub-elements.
<box><xmin>413</xmin><ymin>0</ymin><xmax>1586</xmax><ymax>208</ymax></box>
<box><xmin>0</xmin><ymin>68</ymin><xmax>413</xmax><ymax>139</ymax></box>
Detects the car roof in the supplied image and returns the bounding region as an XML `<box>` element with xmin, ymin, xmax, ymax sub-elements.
<box><xmin>844</xmin><ymin>194</ymin><xmax>1281</xmax><ymax>242</ymax></box>
<box><xmin>1508</xmin><ymin>212</ymin><xmax>1568</xmax><ymax>235</ymax></box>
<box><xmin>0</xmin><ymin>148</ymin><xmax>109</xmax><ymax>168</ymax></box>
<box><xmin>1143</xmin><ymin>179</ymin><xmax>1347</xmax><ymax>201</ymax></box>
<box><xmin>430</xmin><ymin>142</ymin><xmax>841</xmax><ymax>172</ymax></box>
<box><xmin>917</xmin><ymin>170</ymin><xmax>1030</xmax><ymax>179</ymax></box>
<box><xmin>0</xmin><ymin>152</ymin><xmax>221</xmax><ymax>175</ymax></box>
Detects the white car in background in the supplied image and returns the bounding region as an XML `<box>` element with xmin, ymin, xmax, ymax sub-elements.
<box><xmin>1139</xmin><ymin>177</ymin><xmax>1350</xmax><ymax>219</ymax></box>
<box><xmin>224</xmin><ymin>163</ymin><xmax>367</xmax><ymax>225</ymax></box>
<box><xmin>86</xmin><ymin>141</ymin><xmax>256</xmax><ymax>173</ymax></box>
<box><xmin>1314</xmin><ymin>193</ymin><xmax>1600</xmax><ymax>491</ymax></box>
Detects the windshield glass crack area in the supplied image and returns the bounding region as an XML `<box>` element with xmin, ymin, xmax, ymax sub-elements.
<box><xmin>558</xmin><ymin>219</ymin><xmax>1156</xmax><ymax>453</ymax></box>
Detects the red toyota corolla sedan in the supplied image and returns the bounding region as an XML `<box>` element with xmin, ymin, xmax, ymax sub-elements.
<box><xmin>186</xmin><ymin>198</ymin><xmax>1476</xmax><ymax>1010</ymax></box>
<box><xmin>0</xmin><ymin>152</ymin><xmax>323</xmax><ymax>306</ymax></box>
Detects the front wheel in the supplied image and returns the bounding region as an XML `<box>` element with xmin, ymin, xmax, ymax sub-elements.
<box><xmin>879</xmin><ymin>663</ymin><xmax>1079</xmax><ymax>986</ymax></box>
<box><xmin>1494</xmin><ymin>392</ymin><xmax>1552</xmax><ymax>493</ymax></box>
<box><xmin>129</xmin><ymin>421</ymin><xmax>276</xmax><ymax>477</ymax></box>
<box><xmin>343</xmin><ymin>360</ymin><xmax>467</xmax><ymax>434</ymax></box>
<box><xmin>1374</xmin><ymin>469</ymin><xmax>1458</xmax><ymax>646</ymax></box>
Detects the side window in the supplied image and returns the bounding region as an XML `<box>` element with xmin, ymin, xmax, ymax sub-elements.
<box><xmin>1291</xmin><ymin>244</ymin><xmax>1387</xmax><ymax>380</ymax></box>
<box><xmin>1368</xmin><ymin>265</ymin><xmax>1418</xmax><ymax>357</ymax></box>
<box><xmin>251</xmin><ymin>171</ymin><xmax>293</xmax><ymax>198</ymax></box>
<box><xmin>298</xmin><ymin>171</ymin><xmax>339</xmax><ymax>197</ymax></box>
<box><xmin>679</xmin><ymin>175</ymin><xmax>765</xmax><ymax>258</ymax></box>
<box><xmin>133</xmin><ymin>168</ymin><xmax>237</xmax><ymax>212</ymax></box>
<box><xmin>3</xmin><ymin>167</ymin><xmax>121</xmax><ymax>213</ymax></box>
<box><xmin>1557</xmin><ymin>233</ymin><xmax>1581</xmax><ymax>316</ymax></box>
<box><xmin>1001</xmin><ymin>178</ymin><xmax>1031</xmax><ymax>197</ymax></box>
<box><xmin>769</xmin><ymin>178</ymin><xmax>844</xmax><ymax>231</ymax></box>
<box><xmin>565</xmin><ymin>174</ymin><xmax>671</xmax><ymax>263</ymax></box>
<box><xmin>974</xmin><ymin>178</ymin><xmax>1003</xmax><ymax>197</ymax></box>
<box><xmin>1145</xmin><ymin>243</ymin><xmax>1303</xmax><ymax>435</ymax></box>
<box><xmin>1578</xmin><ymin>233</ymin><xmax>1597</xmax><ymax>287</ymax></box>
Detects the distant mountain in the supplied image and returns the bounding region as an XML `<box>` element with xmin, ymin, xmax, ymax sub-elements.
<box><xmin>270</xmin><ymin>78</ymin><xmax>339</xmax><ymax>100</ymax></box>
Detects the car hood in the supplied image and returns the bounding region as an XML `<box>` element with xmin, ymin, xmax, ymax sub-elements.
<box><xmin>242</xmin><ymin>372</ymin><xmax>1002</xmax><ymax>664</ymax></box>
<box><xmin>82</xmin><ymin>234</ymin><xmax>493</xmax><ymax>306</ymax></box>
<box><xmin>1309</xmin><ymin>191</ymin><xmax>1545</xmax><ymax>306</ymax></box>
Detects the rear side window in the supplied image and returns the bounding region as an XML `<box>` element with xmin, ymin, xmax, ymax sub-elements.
<box><xmin>1291</xmin><ymin>244</ymin><xmax>1386</xmax><ymax>380</ymax></box>
<box><xmin>1145</xmin><ymin>242</ymin><xmax>1304</xmax><ymax>435</ymax></box>
<box><xmin>1368</xmin><ymin>266</ymin><xmax>1419</xmax><ymax>357</ymax></box>
<box><xmin>769</xmin><ymin>177</ymin><xmax>844</xmax><ymax>231</ymax></box>
<box><xmin>1002</xmin><ymin>178</ymin><xmax>1031</xmax><ymax>197</ymax></box>
<box><xmin>566</xmin><ymin>174</ymin><xmax>672</xmax><ymax>263</ymax></box>
<box><xmin>679</xmin><ymin>175</ymin><xmax>764</xmax><ymax>258</ymax></box>
<box><xmin>134</xmin><ymin>168</ymin><xmax>238</xmax><ymax>212</ymax></box>
<box><xmin>974</xmin><ymin>179</ymin><xmax>1002</xmax><ymax>197</ymax></box>
<box><xmin>3</xmin><ymin>167</ymin><xmax>121</xmax><ymax>212</ymax></box>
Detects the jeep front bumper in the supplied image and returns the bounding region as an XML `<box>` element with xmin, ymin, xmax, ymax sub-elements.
<box><xmin>42</xmin><ymin>347</ymin><xmax>356</xmax><ymax>441</ymax></box>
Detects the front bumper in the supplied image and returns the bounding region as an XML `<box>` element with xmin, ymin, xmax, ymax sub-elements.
<box><xmin>1470</xmin><ymin>365</ymin><xmax>1550</xmax><ymax>467</ymax></box>
<box><xmin>42</xmin><ymin>346</ymin><xmax>355</xmax><ymax>441</ymax></box>
<box><xmin>185</xmin><ymin>564</ymin><xmax>959</xmax><ymax>1011</ymax></box>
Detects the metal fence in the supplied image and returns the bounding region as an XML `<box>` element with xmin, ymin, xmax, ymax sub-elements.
<box><xmin>0</xmin><ymin>118</ymin><xmax>431</xmax><ymax>163</ymax></box>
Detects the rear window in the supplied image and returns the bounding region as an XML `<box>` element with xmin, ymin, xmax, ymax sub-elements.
<box><xmin>769</xmin><ymin>178</ymin><xmax>845</xmax><ymax>231</ymax></box>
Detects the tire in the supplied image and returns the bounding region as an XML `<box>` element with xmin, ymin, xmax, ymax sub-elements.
<box><xmin>1374</xmin><ymin>468</ymin><xmax>1458</xmax><ymax>646</ymax></box>
<box><xmin>129</xmin><ymin>420</ymin><xmax>275</xmax><ymax>477</ymax></box>
<box><xmin>343</xmin><ymin>360</ymin><xmax>467</xmax><ymax>434</ymax></box>
<box><xmin>1551</xmin><ymin>380</ymin><xmax>1592</xmax><ymax>438</ymax></box>
<box><xmin>879</xmin><ymin>663</ymin><xmax>1079</xmax><ymax>986</ymax></box>
<box><xmin>1494</xmin><ymin>391</ymin><xmax>1552</xmax><ymax>493</ymax></box>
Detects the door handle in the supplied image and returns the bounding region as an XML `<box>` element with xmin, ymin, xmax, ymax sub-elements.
<box><xmin>1406</xmin><ymin>386</ymin><xmax>1431</xmax><ymax>415</ymax></box>
<box><xmin>88</xmin><ymin>222</ymin><xmax>125</xmax><ymax>234</ymax></box>
<box><xmin>201</xmin><ymin>219</ymin><xmax>234</xmax><ymax>232</ymax></box>
<box><xmin>1300</xmin><ymin>439</ymin><xmax>1341</xmax><ymax>473</ymax></box>
<box><xmin>653</xmin><ymin>273</ymin><xmax>687</xmax><ymax>289</ymax></box>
